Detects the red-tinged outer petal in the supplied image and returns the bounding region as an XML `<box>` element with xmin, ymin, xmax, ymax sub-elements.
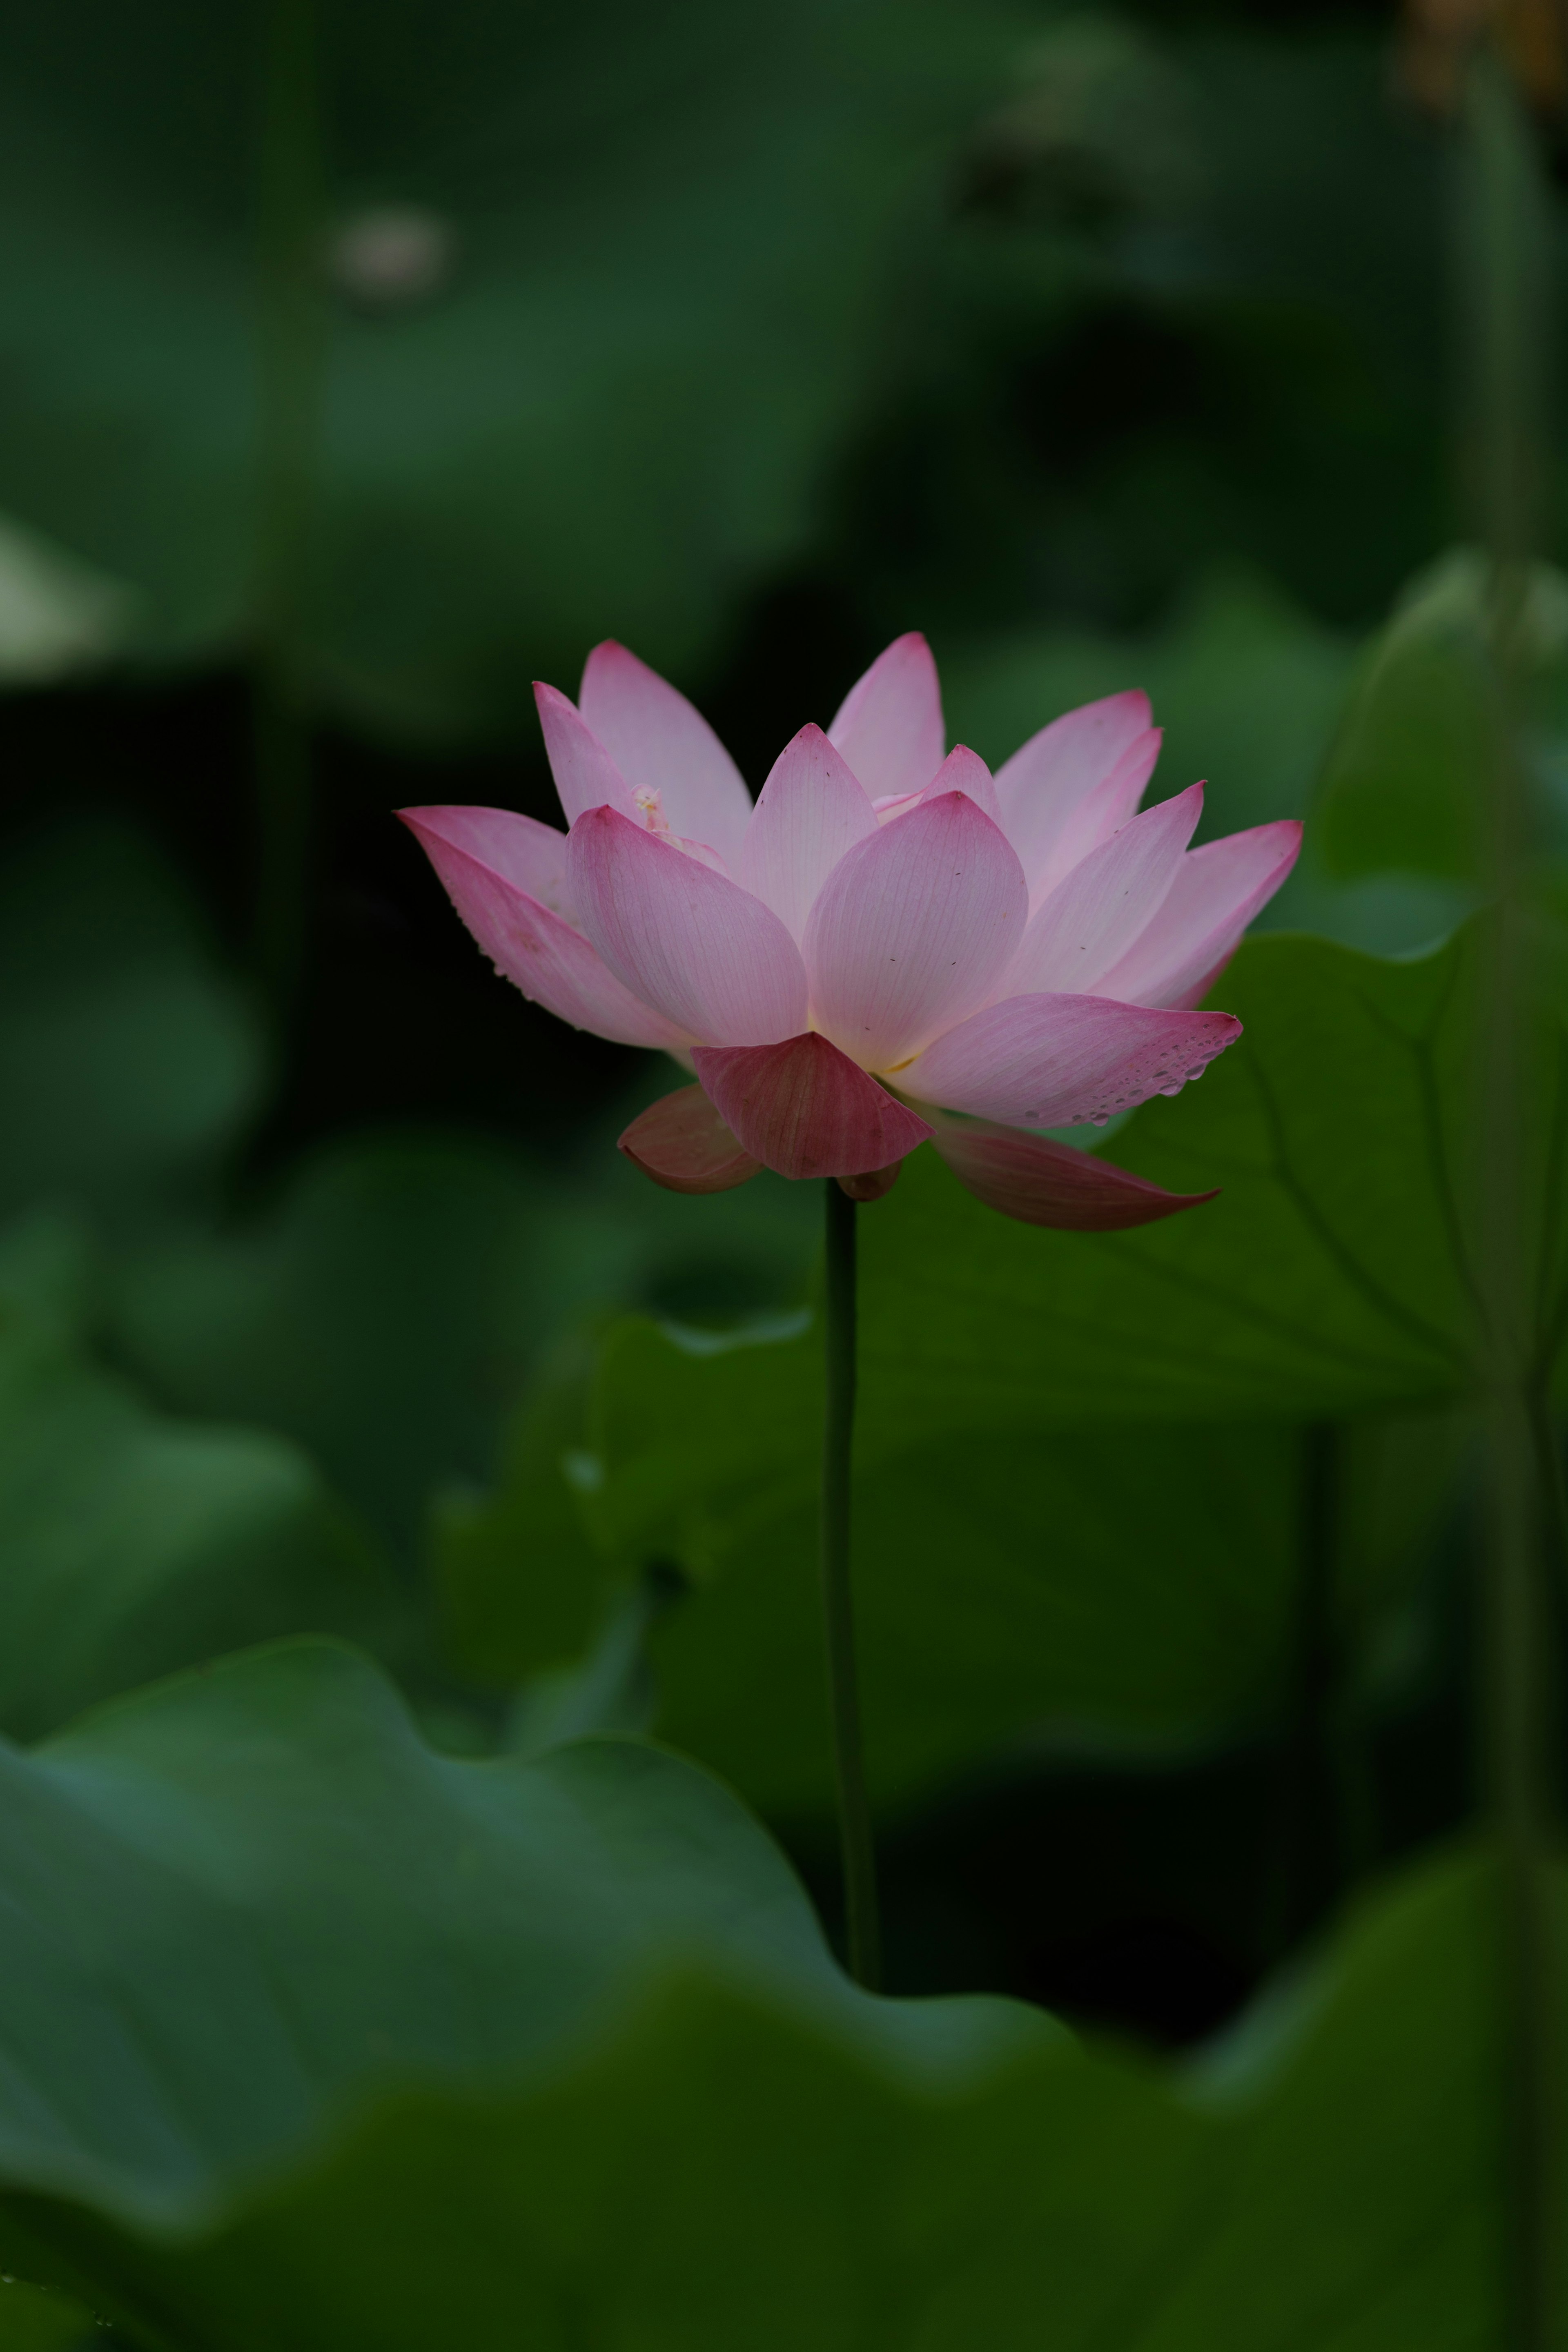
<box><xmin>827</xmin><ymin>632</ymin><xmax>945</xmax><ymax>802</ymax></box>
<box><xmin>400</xmin><ymin>804</ymin><xmax>577</xmax><ymax>920</ymax></box>
<box><xmin>533</xmin><ymin>682</ymin><xmax>635</xmax><ymax>829</ymax></box>
<box><xmin>580</xmin><ymin>641</ymin><xmax>753</xmax><ymax>862</ymax></box>
<box><xmin>993</xmin><ymin>690</ymin><xmax>1154</xmax><ymax>894</ymax></box>
<box><xmin>618</xmin><ymin>1086</ymin><xmax>762</xmax><ymax>1195</ymax></box>
<box><xmin>803</xmin><ymin>791</ymin><xmax>1029</xmax><ymax>1071</ymax></box>
<box><xmin>1003</xmin><ymin>783</ymin><xmax>1204</xmax><ymax>998</ymax></box>
<box><xmin>399</xmin><ymin>814</ymin><xmax>688</xmax><ymax>1049</ymax></box>
<box><xmin>903</xmin><ymin>991</ymin><xmax>1241</xmax><ymax>1129</ymax></box>
<box><xmin>570</xmin><ymin>806</ymin><xmax>808</xmax><ymax>1047</ymax></box>
<box><xmin>736</xmin><ymin>724</ymin><xmax>878</xmax><ymax>940</ymax></box>
<box><xmin>933</xmin><ymin>1120</ymin><xmax>1218</xmax><ymax>1231</ymax></box>
<box><xmin>837</xmin><ymin>1161</ymin><xmax>903</xmax><ymax>1202</ymax></box>
<box><xmin>1095</xmin><ymin>820</ymin><xmax>1304</xmax><ymax>1008</ymax></box>
<box><xmin>918</xmin><ymin>744</ymin><xmax>1002</xmax><ymax>826</ymax></box>
<box><xmin>692</xmin><ymin>1033</ymin><xmax>935</xmax><ymax>1180</ymax></box>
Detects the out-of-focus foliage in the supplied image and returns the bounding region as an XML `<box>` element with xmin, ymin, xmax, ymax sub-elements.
<box><xmin>0</xmin><ymin>1651</ymin><xmax>1554</xmax><ymax>2347</ymax></box>
<box><xmin>0</xmin><ymin>0</ymin><xmax>1019</xmax><ymax>738</ymax></box>
<box><xmin>0</xmin><ymin>1282</ymin><xmax>398</xmax><ymax>1744</ymax></box>
<box><xmin>1319</xmin><ymin>548</ymin><xmax>1568</xmax><ymax>881</ymax></box>
<box><xmin>0</xmin><ymin>823</ymin><xmax>265</xmax><ymax>1229</ymax></box>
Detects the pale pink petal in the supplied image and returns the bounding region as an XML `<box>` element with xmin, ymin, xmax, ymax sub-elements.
<box><xmin>534</xmin><ymin>682</ymin><xmax>636</xmax><ymax>829</ymax></box>
<box><xmin>932</xmin><ymin>1118</ymin><xmax>1218</xmax><ymax>1231</ymax></box>
<box><xmin>993</xmin><ymin>690</ymin><xmax>1158</xmax><ymax>898</ymax></box>
<box><xmin>902</xmin><ymin>990</ymin><xmax>1241</xmax><ymax>1128</ymax></box>
<box><xmin>1029</xmin><ymin>730</ymin><xmax>1163</xmax><ymax>906</ymax></box>
<box><xmin>1095</xmin><ymin>821</ymin><xmax>1303</xmax><ymax>1009</ymax></box>
<box><xmin>1002</xmin><ymin>784</ymin><xmax>1204</xmax><ymax>998</ymax></box>
<box><xmin>827</xmin><ymin>632</ymin><xmax>945</xmax><ymax>801</ymax></box>
<box><xmin>618</xmin><ymin>1086</ymin><xmax>762</xmax><ymax>1195</ymax></box>
<box><xmin>692</xmin><ymin>1033</ymin><xmax>934</xmax><ymax>1179</ymax></box>
<box><xmin>569</xmin><ymin>806</ymin><xmax>807</xmax><ymax>1047</ymax></box>
<box><xmin>803</xmin><ymin>792</ymin><xmax>1028</xmax><ymax>1071</ymax></box>
<box><xmin>399</xmin><ymin>811</ymin><xmax>686</xmax><ymax>1050</ymax></box>
<box><xmin>871</xmin><ymin>745</ymin><xmax>1000</xmax><ymax>829</ymax></box>
<box><xmin>400</xmin><ymin>804</ymin><xmax>577</xmax><ymax>923</ymax></box>
<box><xmin>579</xmin><ymin>641</ymin><xmax>753</xmax><ymax>862</ymax></box>
<box><xmin>919</xmin><ymin>745</ymin><xmax>1002</xmax><ymax>827</ymax></box>
<box><xmin>735</xmin><ymin>725</ymin><xmax>878</xmax><ymax>941</ymax></box>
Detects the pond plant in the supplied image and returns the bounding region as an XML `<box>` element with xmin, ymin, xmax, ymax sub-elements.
<box><xmin>404</xmin><ymin>637</ymin><xmax>1299</xmax><ymax>1984</ymax></box>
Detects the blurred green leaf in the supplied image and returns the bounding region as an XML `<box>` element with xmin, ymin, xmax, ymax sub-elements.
<box><xmin>620</xmin><ymin>1334</ymin><xmax>1302</xmax><ymax>1813</ymax></box>
<box><xmin>0</xmin><ymin>0</ymin><xmax>1017</xmax><ymax>739</ymax></box>
<box><xmin>111</xmin><ymin>1136</ymin><xmax>550</xmax><ymax>1564</ymax></box>
<box><xmin>1317</xmin><ymin>547</ymin><xmax>1568</xmax><ymax>883</ymax></box>
<box><xmin>0</xmin><ymin>513</ymin><xmax>134</xmax><ymax>686</ymax></box>
<box><xmin>111</xmin><ymin>1125</ymin><xmax>816</xmax><ymax>1564</ymax></box>
<box><xmin>0</xmin><ymin>1292</ymin><xmax>401</xmax><ymax>1744</ymax></box>
<box><xmin>437</xmin><ymin>1357</ymin><xmax>610</xmax><ymax>1680</ymax></box>
<box><xmin>0</xmin><ymin>824</ymin><xmax>265</xmax><ymax>1229</ymax></box>
<box><xmin>0</xmin><ymin>2280</ymin><xmax>97</xmax><ymax>2352</ymax></box>
<box><xmin>0</xmin><ymin>1661</ymin><xmax>1554</xmax><ymax>2351</ymax></box>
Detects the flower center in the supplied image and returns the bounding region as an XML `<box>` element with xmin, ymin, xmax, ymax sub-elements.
<box><xmin>633</xmin><ymin>786</ymin><xmax>673</xmax><ymax>839</ymax></box>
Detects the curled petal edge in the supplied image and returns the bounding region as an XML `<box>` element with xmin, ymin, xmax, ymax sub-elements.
<box><xmin>693</xmin><ymin>1032</ymin><xmax>935</xmax><ymax>1180</ymax></box>
<box><xmin>619</xmin><ymin>1086</ymin><xmax>762</xmax><ymax>1195</ymax></box>
<box><xmin>930</xmin><ymin>1117</ymin><xmax>1218</xmax><ymax>1232</ymax></box>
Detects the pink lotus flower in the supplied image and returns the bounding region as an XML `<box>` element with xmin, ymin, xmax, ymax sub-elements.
<box><xmin>402</xmin><ymin>635</ymin><xmax>1298</xmax><ymax>1228</ymax></box>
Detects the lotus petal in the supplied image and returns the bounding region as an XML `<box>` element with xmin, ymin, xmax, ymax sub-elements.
<box><xmin>1096</xmin><ymin>820</ymin><xmax>1303</xmax><ymax>1009</ymax></box>
<box><xmin>692</xmin><ymin>1032</ymin><xmax>934</xmax><ymax>1179</ymax></box>
<box><xmin>399</xmin><ymin>811</ymin><xmax>687</xmax><ymax>1049</ymax></box>
<box><xmin>903</xmin><ymin>989</ymin><xmax>1241</xmax><ymax>1128</ymax></box>
<box><xmin>735</xmin><ymin>725</ymin><xmax>878</xmax><ymax>941</ymax></box>
<box><xmin>580</xmin><ymin>641</ymin><xmax>753</xmax><ymax>862</ymax></box>
<box><xmin>570</xmin><ymin>806</ymin><xmax>808</xmax><ymax>1047</ymax></box>
<box><xmin>1003</xmin><ymin>783</ymin><xmax>1204</xmax><ymax>997</ymax></box>
<box><xmin>803</xmin><ymin>791</ymin><xmax>1027</xmax><ymax>1071</ymax></box>
<box><xmin>533</xmin><ymin>682</ymin><xmax>636</xmax><ymax>828</ymax></box>
<box><xmin>618</xmin><ymin>1086</ymin><xmax>762</xmax><ymax>1194</ymax></box>
<box><xmin>933</xmin><ymin>1118</ymin><xmax>1219</xmax><ymax>1230</ymax></box>
<box><xmin>826</xmin><ymin>632</ymin><xmax>944</xmax><ymax>801</ymax></box>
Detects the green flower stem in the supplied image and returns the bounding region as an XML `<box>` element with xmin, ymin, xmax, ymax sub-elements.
<box><xmin>252</xmin><ymin>0</ymin><xmax>326</xmax><ymax>1020</ymax></box>
<box><xmin>1461</xmin><ymin>51</ymin><xmax>1559</xmax><ymax>2352</ymax></box>
<box><xmin>820</xmin><ymin>1179</ymin><xmax>882</xmax><ymax>1991</ymax></box>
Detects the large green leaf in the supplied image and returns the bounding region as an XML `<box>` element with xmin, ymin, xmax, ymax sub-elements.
<box><xmin>448</xmin><ymin>1325</ymin><xmax>1452</xmax><ymax>1817</ymax></box>
<box><xmin>0</xmin><ymin>1650</ymin><xmax>1557</xmax><ymax>2345</ymax></box>
<box><xmin>0</xmin><ymin>2280</ymin><xmax>97</xmax><ymax>2352</ymax></box>
<box><xmin>0</xmin><ymin>1642</ymin><xmax>1050</xmax><ymax>2323</ymax></box>
<box><xmin>0</xmin><ymin>1294</ymin><xmax>400</xmax><ymax>1745</ymax></box>
<box><xmin>0</xmin><ymin>0</ymin><xmax>1013</xmax><ymax>739</ymax></box>
<box><xmin>860</xmin><ymin>922</ymin><xmax>1544</xmax><ymax>1432</ymax></box>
